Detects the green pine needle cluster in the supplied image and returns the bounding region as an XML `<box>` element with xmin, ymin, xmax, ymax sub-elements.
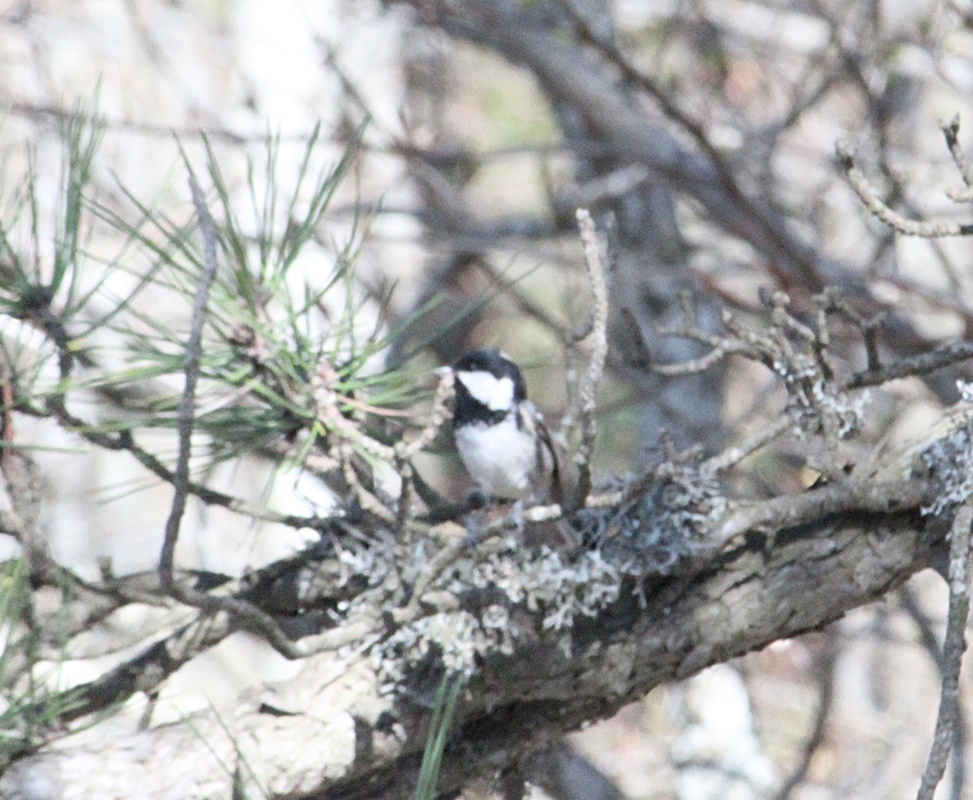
<box><xmin>0</xmin><ymin>106</ymin><xmax>427</xmax><ymax>487</ymax></box>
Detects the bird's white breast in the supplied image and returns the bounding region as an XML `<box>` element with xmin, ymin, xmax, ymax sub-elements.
<box><xmin>454</xmin><ymin>414</ymin><xmax>536</xmax><ymax>499</ymax></box>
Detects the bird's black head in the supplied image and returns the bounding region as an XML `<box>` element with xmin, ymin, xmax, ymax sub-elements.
<box><xmin>451</xmin><ymin>348</ymin><xmax>528</xmax><ymax>426</ymax></box>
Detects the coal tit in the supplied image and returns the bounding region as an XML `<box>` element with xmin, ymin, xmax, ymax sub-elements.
<box><xmin>449</xmin><ymin>348</ymin><xmax>563</xmax><ymax>505</ymax></box>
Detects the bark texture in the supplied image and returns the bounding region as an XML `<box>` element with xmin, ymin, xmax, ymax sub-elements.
<box><xmin>1</xmin><ymin>486</ymin><xmax>939</xmax><ymax>799</ymax></box>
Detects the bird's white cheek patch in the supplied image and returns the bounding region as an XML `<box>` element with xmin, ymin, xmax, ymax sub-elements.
<box><xmin>456</xmin><ymin>371</ymin><xmax>514</xmax><ymax>411</ymax></box>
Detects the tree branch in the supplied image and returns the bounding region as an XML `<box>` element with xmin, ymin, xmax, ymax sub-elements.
<box><xmin>2</xmin><ymin>460</ymin><xmax>943</xmax><ymax>797</ymax></box>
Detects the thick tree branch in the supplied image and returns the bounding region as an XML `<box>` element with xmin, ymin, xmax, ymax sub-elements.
<box><xmin>2</xmin><ymin>462</ymin><xmax>942</xmax><ymax>798</ymax></box>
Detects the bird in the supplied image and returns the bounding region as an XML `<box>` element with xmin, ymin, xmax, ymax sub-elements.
<box><xmin>447</xmin><ymin>348</ymin><xmax>563</xmax><ymax>507</ymax></box>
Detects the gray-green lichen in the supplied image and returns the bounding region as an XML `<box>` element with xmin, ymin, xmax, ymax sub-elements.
<box><xmin>918</xmin><ymin>382</ymin><xmax>973</xmax><ymax>517</ymax></box>
<box><xmin>362</xmin><ymin>460</ymin><xmax>724</xmax><ymax>686</ymax></box>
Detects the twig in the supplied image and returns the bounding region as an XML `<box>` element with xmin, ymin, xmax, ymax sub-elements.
<box><xmin>703</xmin><ymin>417</ymin><xmax>792</xmax><ymax>474</ymax></box>
<box><xmin>836</xmin><ymin>142</ymin><xmax>973</xmax><ymax>237</ymax></box>
<box><xmin>583</xmin><ymin>459</ymin><xmax>677</xmax><ymax>510</ymax></box>
<box><xmin>916</xmin><ymin>499</ymin><xmax>973</xmax><ymax>800</ymax></box>
<box><xmin>651</xmin><ymin>340</ymin><xmax>748</xmax><ymax>376</ymax></box>
<box><xmin>715</xmin><ymin>476</ymin><xmax>931</xmax><ymax>546</ymax></box>
<box><xmin>899</xmin><ymin>586</ymin><xmax>947</xmax><ymax>672</ymax></box>
<box><xmin>942</xmin><ymin>115</ymin><xmax>973</xmax><ymax>195</ymax></box>
<box><xmin>652</xmin><ymin>282</ymin><xmax>973</xmax><ymax>401</ymax></box>
<box><xmin>158</xmin><ymin>172</ymin><xmax>221</xmax><ymax>593</ymax></box>
<box><xmin>34</xmin><ymin>400</ymin><xmax>331</xmax><ymax>530</ymax></box>
<box><xmin>559</xmin><ymin>164</ymin><xmax>651</xmax><ymax>209</ymax></box>
<box><xmin>338</xmin><ymin>441</ymin><xmax>395</xmax><ymax>525</ymax></box>
<box><xmin>21</xmin><ymin>307</ymin><xmax>328</xmax><ymax>530</ymax></box>
<box><xmin>651</xmin><ymin>298</ymin><xmax>749</xmax><ymax>376</ymax></box>
<box><xmin>394</xmin><ymin>455</ymin><xmax>414</xmax><ymax>535</ymax></box>
<box><xmin>569</xmin><ymin>209</ymin><xmax>610</xmax><ymax>510</ymax></box>
<box><xmin>847</xmin><ymin>341</ymin><xmax>973</xmax><ymax>389</ymax></box>
<box><xmin>18</xmin><ymin>541</ymin><xmax>356</xmax><ymax>719</ymax></box>
<box><xmin>149</xmin><ymin>170</ymin><xmax>312</xmax><ymax>661</ymax></box>
<box><xmin>313</xmin><ymin>361</ymin><xmax>395</xmax><ymax>463</ymax></box>
<box><xmin>819</xmin><ymin>288</ymin><xmax>885</xmax><ymax>372</ymax></box>
<box><xmin>392</xmin><ymin>370</ymin><xmax>455</xmax><ymax>533</ymax></box>
<box><xmin>762</xmin><ymin>288</ymin><xmax>816</xmax><ymax>343</ymax></box>
<box><xmin>554</xmin><ymin>0</ymin><xmax>758</xmax><ymax>224</ymax></box>
<box><xmin>395</xmin><ymin>367</ymin><xmax>455</xmax><ymax>460</ymax></box>
<box><xmin>900</xmin><ymin>586</ymin><xmax>968</xmax><ymax>800</ymax></box>
<box><xmin>480</xmin><ymin>260</ymin><xmax>570</xmax><ymax>339</ymax></box>
<box><xmin>311</xmin><ymin>361</ymin><xmax>452</xmax><ymax>531</ymax></box>
<box><xmin>404</xmin><ymin>500</ymin><xmax>570</xmax><ymax>610</ymax></box>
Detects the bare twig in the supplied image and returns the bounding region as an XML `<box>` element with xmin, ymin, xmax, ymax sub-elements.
<box><xmin>651</xmin><ymin>298</ymin><xmax>751</xmax><ymax>376</ymax></box>
<box><xmin>313</xmin><ymin>360</ymin><xmax>394</xmax><ymax>463</ymax></box>
<box><xmin>394</xmin><ymin>456</ymin><xmax>414</xmax><ymax>535</ymax></box>
<box><xmin>478</xmin><ymin>260</ymin><xmax>571</xmax><ymax>341</ymax></box>
<box><xmin>553</xmin><ymin>0</ymin><xmax>768</xmax><ymax>236</ymax></box>
<box><xmin>942</xmin><ymin>115</ymin><xmax>973</xmax><ymax>197</ymax></box>
<box><xmin>900</xmin><ymin>586</ymin><xmax>968</xmax><ymax>800</ymax></box>
<box><xmin>651</xmin><ymin>340</ymin><xmax>748</xmax><ymax>376</ymax></box>
<box><xmin>652</xmin><ymin>282</ymin><xmax>973</xmax><ymax>407</ymax></box>
<box><xmin>818</xmin><ymin>289</ymin><xmax>885</xmax><ymax>373</ymax></box>
<box><xmin>703</xmin><ymin>418</ymin><xmax>793</xmax><ymax>474</ymax></box>
<box><xmin>559</xmin><ymin>164</ymin><xmax>650</xmax><ymax>208</ymax></box>
<box><xmin>582</xmin><ymin>458</ymin><xmax>683</xmax><ymax>511</ymax></box>
<box><xmin>395</xmin><ymin>368</ymin><xmax>455</xmax><ymax>460</ymax></box>
<box><xmin>847</xmin><ymin>341</ymin><xmax>973</xmax><ymax>389</ymax></box>
<box><xmin>715</xmin><ymin>476</ymin><xmax>931</xmax><ymax>546</ymax></box>
<box><xmin>150</xmin><ymin>171</ymin><xmax>312</xmax><ymax>661</ymax></box>
<box><xmin>916</xmin><ymin>499</ymin><xmax>973</xmax><ymax>800</ymax></box>
<box><xmin>158</xmin><ymin>172</ymin><xmax>221</xmax><ymax>593</ymax></box>
<box><xmin>569</xmin><ymin>209</ymin><xmax>610</xmax><ymax>511</ymax></box>
<box><xmin>392</xmin><ymin>370</ymin><xmax>456</xmax><ymax>532</ymax></box>
<box><xmin>33</xmin><ymin>400</ymin><xmax>331</xmax><ymax>529</ymax></box>
<box><xmin>310</xmin><ymin>361</ymin><xmax>452</xmax><ymax>532</ymax></box>
<box><xmin>836</xmin><ymin>142</ymin><xmax>973</xmax><ymax>237</ymax></box>
<box><xmin>337</xmin><ymin>441</ymin><xmax>395</xmax><ymax>525</ymax></box>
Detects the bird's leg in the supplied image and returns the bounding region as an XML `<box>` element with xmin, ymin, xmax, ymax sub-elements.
<box><xmin>464</xmin><ymin>487</ymin><xmax>490</xmax><ymax>547</ymax></box>
<box><xmin>508</xmin><ymin>499</ymin><xmax>525</xmax><ymax>532</ymax></box>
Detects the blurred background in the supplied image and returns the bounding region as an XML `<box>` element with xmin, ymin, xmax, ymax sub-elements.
<box><xmin>2</xmin><ymin>0</ymin><xmax>973</xmax><ymax>797</ymax></box>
